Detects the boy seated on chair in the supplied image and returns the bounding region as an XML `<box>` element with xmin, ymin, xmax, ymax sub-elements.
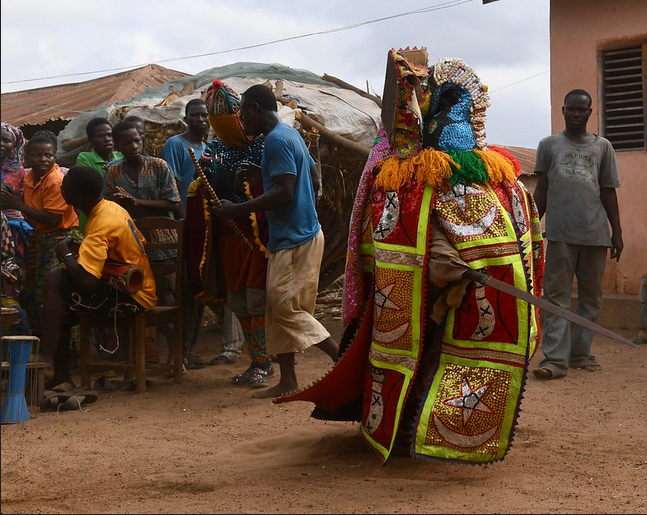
<box><xmin>104</xmin><ymin>121</ymin><xmax>183</xmax><ymax>364</ymax></box>
<box><xmin>40</xmin><ymin>165</ymin><xmax>157</xmax><ymax>389</ymax></box>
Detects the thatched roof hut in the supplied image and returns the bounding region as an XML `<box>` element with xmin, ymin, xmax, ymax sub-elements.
<box><xmin>58</xmin><ymin>63</ymin><xmax>383</xmax><ymax>289</ymax></box>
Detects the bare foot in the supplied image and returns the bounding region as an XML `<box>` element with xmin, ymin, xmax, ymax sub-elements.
<box><xmin>579</xmin><ymin>364</ymin><xmax>601</xmax><ymax>372</ymax></box>
<box><xmin>251</xmin><ymin>383</ymin><xmax>298</xmax><ymax>399</ymax></box>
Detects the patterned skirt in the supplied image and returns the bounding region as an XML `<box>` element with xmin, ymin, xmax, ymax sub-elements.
<box><xmin>22</xmin><ymin>227</ymin><xmax>83</xmax><ymax>335</ymax></box>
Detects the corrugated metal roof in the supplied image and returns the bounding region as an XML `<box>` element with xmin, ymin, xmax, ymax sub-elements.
<box><xmin>0</xmin><ymin>64</ymin><xmax>189</xmax><ymax>128</ymax></box>
<box><xmin>1</xmin><ymin>61</ymin><xmax>537</xmax><ymax>175</ymax></box>
<box><xmin>495</xmin><ymin>144</ymin><xmax>537</xmax><ymax>175</ymax></box>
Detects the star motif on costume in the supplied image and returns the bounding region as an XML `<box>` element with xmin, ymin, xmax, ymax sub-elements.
<box><xmin>443</xmin><ymin>377</ymin><xmax>494</xmax><ymax>425</ymax></box>
<box><xmin>374</xmin><ymin>283</ymin><xmax>400</xmax><ymax>323</ymax></box>
<box><xmin>438</xmin><ymin>183</ymin><xmax>485</xmax><ymax>216</ymax></box>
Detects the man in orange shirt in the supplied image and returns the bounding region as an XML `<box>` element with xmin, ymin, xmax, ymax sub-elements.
<box><xmin>1</xmin><ymin>134</ymin><xmax>81</xmax><ymax>336</ymax></box>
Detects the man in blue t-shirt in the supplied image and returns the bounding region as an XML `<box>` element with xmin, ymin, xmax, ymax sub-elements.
<box><xmin>161</xmin><ymin>98</ymin><xmax>209</xmax><ymax>369</ymax></box>
<box><xmin>211</xmin><ymin>84</ymin><xmax>338</xmax><ymax>399</ymax></box>
<box><xmin>161</xmin><ymin>99</ymin><xmax>209</xmax><ymax>206</ymax></box>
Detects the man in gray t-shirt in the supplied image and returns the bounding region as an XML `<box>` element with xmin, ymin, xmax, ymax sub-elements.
<box><xmin>532</xmin><ymin>88</ymin><xmax>623</xmax><ymax>380</ymax></box>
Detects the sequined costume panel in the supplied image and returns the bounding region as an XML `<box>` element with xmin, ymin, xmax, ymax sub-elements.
<box><xmin>412</xmin><ymin>179</ymin><xmax>543</xmax><ymax>463</ymax></box>
<box><xmin>359</xmin><ymin>180</ymin><xmax>432</xmax><ymax>460</ymax></box>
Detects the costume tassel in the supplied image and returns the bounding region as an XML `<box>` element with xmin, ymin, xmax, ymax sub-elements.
<box><xmin>487</xmin><ymin>145</ymin><xmax>522</xmax><ymax>178</ymax></box>
<box><xmin>243</xmin><ymin>181</ymin><xmax>269</xmax><ymax>258</ymax></box>
<box><xmin>375</xmin><ymin>149</ymin><xmax>458</xmax><ymax>190</ymax></box>
<box><xmin>447</xmin><ymin>150</ymin><xmax>489</xmax><ymax>185</ymax></box>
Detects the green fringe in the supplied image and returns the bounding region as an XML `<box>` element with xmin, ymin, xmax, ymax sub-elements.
<box><xmin>446</xmin><ymin>150</ymin><xmax>490</xmax><ymax>185</ymax></box>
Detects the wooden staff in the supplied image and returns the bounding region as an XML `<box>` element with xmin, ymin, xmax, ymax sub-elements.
<box><xmin>187</xmin><ymin>146</ymin><xmax>254</xmax><ymax>250</ymax></box>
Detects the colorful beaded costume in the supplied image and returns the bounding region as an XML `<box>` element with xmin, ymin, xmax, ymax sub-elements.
<box><xmin>276</xmin><ymin>49</ymin><xmax>545</xmax><ymax>465</ymax></box>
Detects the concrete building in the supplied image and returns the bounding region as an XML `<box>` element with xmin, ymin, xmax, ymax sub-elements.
<box><xmin>549</xmin><ymin>0</ymin><xmax>646</xmax><ymax>298</ymax></box>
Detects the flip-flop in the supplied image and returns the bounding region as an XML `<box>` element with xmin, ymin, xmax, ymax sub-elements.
<box><xmin>44</xmin><ymin>380</ymin><xmax>76</xmax><ymax>392</ymax></box>
<box><xmin>208</xmin><ymin>354</ymin><xmax>237</xmax><ymax>365</ymax></box>
<box><xmin>59</xmin><ymin>391</ymin><xmax>99</xmax><ymax>411</ymax></box>
<box><xmin>40</xmin><ymin>390</ymin><xmax>73</xmax><ymax>411</ymax></box>
<box><xmin>40</xmin><ymin>390</ymin><xmax>62</xmax><ymax>411</ymax></box>
<box><xmin>40</xmin><ymin>389</ymin><xmax>98</xmax><ymax>411</ymax></box>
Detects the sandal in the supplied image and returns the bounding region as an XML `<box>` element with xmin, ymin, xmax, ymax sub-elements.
<box><xmin>579</xmin><ymin>364</ymin><xmax>601</xmax><ymax>372</ymax></box>
<box><xmin>59</xmin><ymin>391</ymin><xmax>98</xmax><ymax>411</ymax></box>
<box><xmin>40</xmin><ymin>389</ymin><xmax>98</xmax><ymax>411</ymax></box>
<box><xmin>44</xmin><ymin>380</ymin><xmax>76</xmax><ymax>392</ymax></box>
<box><xmin>209</xmin><ymin>354</ymin><xmax>237</xmax><ymax>365</ymax></box>
<box><xmin>183</xmin><ymin>351</ymin><xmax>205</xmax><ymax>370</ymax></box>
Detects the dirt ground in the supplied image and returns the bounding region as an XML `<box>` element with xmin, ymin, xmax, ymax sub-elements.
<box><xmin>1</xmin><ymin>294</ymin><xmax>646</xmax><ymax>515</ymax></box>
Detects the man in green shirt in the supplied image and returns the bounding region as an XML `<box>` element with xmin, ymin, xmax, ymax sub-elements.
<box><xmin>75</xmin><ymin>117</ymin><xmax>123</xmax><ymax>233</ymax></box>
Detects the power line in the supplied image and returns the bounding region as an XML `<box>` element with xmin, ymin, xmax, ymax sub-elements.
<box><xmin>1</xmin><ymin>0</ymin><xmax>473</xmax><ymax>87</ymax></box>
<box><xmin>489</xmin><ymin>70</ymin><xmax>550</xmax><ymax>92</ymax></box>
<box><xmin>0</xmin><ymin>67</ymin><xmax>550</xmax><ymax>118</ymax></box>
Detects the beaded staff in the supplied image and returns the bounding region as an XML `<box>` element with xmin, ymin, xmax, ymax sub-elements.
<box><xmin>187</xmin><ymin>146</ymin><xmax>254</xmax><ymax>250</ymax></box>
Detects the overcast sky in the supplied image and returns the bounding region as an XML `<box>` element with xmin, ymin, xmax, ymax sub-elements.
<box><xmin>1</xmin><ymin>0</ymin><xmax>551</xmax><ymax>148</ymax></box>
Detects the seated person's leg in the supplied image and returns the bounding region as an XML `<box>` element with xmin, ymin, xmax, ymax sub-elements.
<box><xmin>40</xmin><ymin>268</ymin><xmax>71</xmax><ymax>386</ymax></box>
<box><xmin>155</xmin><ymin>271</ymin><xmax>180</xmax><ymax>364</ymax></box>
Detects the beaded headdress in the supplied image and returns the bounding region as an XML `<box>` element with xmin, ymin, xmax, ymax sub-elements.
<box><xmin>376</xmin><ymin>50</ymin><xmax>518</xmax><ymax>191</ymax></box>
<box><xmin>204</xmin><ymin>79</ymin><xmax>250</xmax><ymax>148</ymax></box>
<box><xmin>425</xmin><ymin>57</ymin><xmax>490</xmax><ymax>151</ymax></box>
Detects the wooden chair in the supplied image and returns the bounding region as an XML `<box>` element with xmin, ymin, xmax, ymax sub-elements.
<box><xmin>78</xmin><ymin>217</ymin><xmax>184</xmax><ymax>393</ymax></box>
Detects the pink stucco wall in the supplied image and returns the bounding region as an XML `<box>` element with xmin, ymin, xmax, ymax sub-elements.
<box><xmin>550</xmin><ymin>0</ymin><xmax>647</xmax><ymax>294</ymax></box>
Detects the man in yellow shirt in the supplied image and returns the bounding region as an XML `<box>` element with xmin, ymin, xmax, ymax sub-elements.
<box><xmin>40</xmin><ymin>166</ymin><xmax>156</xmax><ymax>389</ymax></box>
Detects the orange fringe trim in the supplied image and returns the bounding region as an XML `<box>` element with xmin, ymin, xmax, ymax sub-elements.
<box><xmin>198</xmin><ymin>178</ymin><xmax>212</xmax><ymax>293</ymax></box>
<box><xmin>473</xmin><ymin>149</ymin><xmax>519</xmax><ymax>183</ymax></box>
<box><xmin>244</xmin><ymin>181</ymin><xmax>269</xmax><ymax>258</ymax></box>
<box><xmin>374</xmin><ymin>148</ymin><xmax>518</xmax><ymax>191</ymax></box>
<box><xmin>487</xmin><ymin>145</ymin><xmax>522</xmax><ymax>178</ymax></box>
<box><xmin>375</xmin><ymin>149</ymin><xmax>457</xmax><ymax>191</ymax></box>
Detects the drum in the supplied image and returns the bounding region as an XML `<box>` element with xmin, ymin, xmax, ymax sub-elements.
<box><xmin>1</xmin><ymin>335</ymin><xmax>40</xmax><ymax>424</ymax></box>
<box><xmin>1</xmin><ymin>306</ymin><xmax>19</xmax><ymax>336</ymax></box>
<box><xmin>101</xmin><ymin>262</ymin><xmax>144</xmax><ymax>295</ymax></box>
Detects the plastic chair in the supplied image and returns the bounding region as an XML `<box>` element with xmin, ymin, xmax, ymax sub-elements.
<box><xmin>78</xmin><ymin>217</ymin><xmax>184</xmax><ymax>393</ymax></box>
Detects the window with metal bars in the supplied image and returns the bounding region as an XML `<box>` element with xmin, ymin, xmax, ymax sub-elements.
<box><xmin>600</xmin><ymin>42</ymin><xmax>646</xmax><ymax>152</ymax></box>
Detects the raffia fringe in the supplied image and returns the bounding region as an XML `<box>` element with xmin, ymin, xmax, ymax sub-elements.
<box><xmin>374</xmin><ymin>148</ymin><xmax>519</xmax><ymax>191</ymax></box>
<box><xmin>199</xmin><ymin>180</ymin><xmax>212</xmax><ymax>285</ymax></box>
<box><xmin>244</xmin><ymin>181</ymin><xmax>269</xmax><ymax>258</ymax></box>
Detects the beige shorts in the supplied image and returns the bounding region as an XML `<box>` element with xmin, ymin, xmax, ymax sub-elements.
<box><xmin>265</xmin><ymin>230</ymin><xmax>330</xmax><ymax>354</ymax></box>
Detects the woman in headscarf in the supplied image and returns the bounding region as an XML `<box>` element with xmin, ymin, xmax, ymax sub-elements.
<box><xmin>185</xmin><ymin>79</ymin><xmax>273</xmax><ymax>388</ymax></box>
<box><xmin>1</xmin><ymin>122</ymin><xmax>25</xmax><ymax>188</ymax></box>
<box><xmin>1</xmin><ymin>122</ymin><xmax>32</xmax><ymax>292</ymax></box>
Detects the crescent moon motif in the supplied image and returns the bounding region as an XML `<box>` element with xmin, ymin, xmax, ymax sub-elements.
<box><xmin>372</xmin><ymin>322</ymin><xmax>409</xmax><ymax>344</ymax></box>
<box><xmin>373</xmin><ymin>191</ymin><xmax>400</xmax><ymax>241</ymax></box>
<box><xmin>361</xmin><ymin>213</ymin><xmax>371</xmax><ymax>234</ymax></box>
<box><xmin>364</xmin><ymin>368</ymin><xmax>386</xmax><ymax>435</ymax></box>
<box><xmin>432</xmin><ymin>413</ymin><xmax>499</xmax><ymax>448</ymax></box>
<box><xmin>470</xmin><ymin>283</ymin><xmax>495</xmax><ymax>340</ymax></box>
<box><xmin>511</xmin><ymin>187</ymin><xmax>528</xmax><ymax>234</ymax></box>
<box><xmin>438</xmin><ymin>204</ymin><xmax>498</xmax><ymax>237</ymax></box>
